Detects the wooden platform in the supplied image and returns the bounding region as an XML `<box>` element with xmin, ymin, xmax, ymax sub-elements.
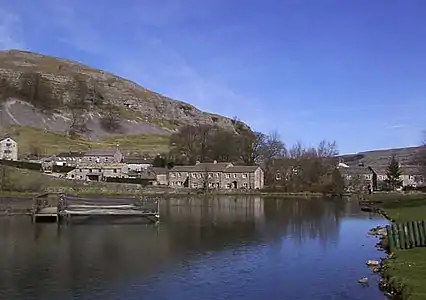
<box><xmin>31</xmin><ymin>194</ymin><xmax>160</xmax><ymax>224</ymax></box>
<box><xmin>32</xmin><ymin>207</ymin><xmax>59</xmax><ymax>222</ymax></box>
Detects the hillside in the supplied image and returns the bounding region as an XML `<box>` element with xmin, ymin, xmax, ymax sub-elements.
<box><xmin>0</xmin><ymin>50</ymin><xmax>247</xmax><ymax>156</ymax></box>
<box><xmin>340</xmin><ymin>146</ymin><xmax>424</xmax><ymax>167</ymax></box>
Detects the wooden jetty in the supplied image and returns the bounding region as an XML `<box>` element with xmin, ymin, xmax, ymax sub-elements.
<box><xmin>358</xmin><ymin>200</ymin><xmax>382</xmax><ymax>213</ymax></box>
<box><xmin>32</xmin><ymin>193</ymin><xmax>160</xmax><ymax>224</ymax></box>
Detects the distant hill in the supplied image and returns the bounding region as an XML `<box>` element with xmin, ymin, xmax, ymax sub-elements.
<box><xmin>340</xmin><ymin>146</ymin><xmax>424</xmax><ymax>167</ymax></box>
<box><xmin>0</xmin><ymin>50</ymin><xmax>249</xmax><ymax>156</ymax></box>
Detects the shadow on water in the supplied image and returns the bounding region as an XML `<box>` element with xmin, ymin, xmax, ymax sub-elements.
<box><xmin>0</xmin><ymin>196</ymin><xmax>386</xmax><ymax>300</ymax></box>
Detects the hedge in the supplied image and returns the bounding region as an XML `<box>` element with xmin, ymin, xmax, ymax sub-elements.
<box><xmin>0</xmin><ymin>159</ymin><xmax>41</xmax><ymax>171</ymax></box>
<box><xmin>104</xmin><ymin>177</ymin><xmax>154</xmax><ymax>186</ymax></box>
<box><xmin>52</xmin><ymin>165</ymin><xmax>75</xmax><ymax>173</ymax></box>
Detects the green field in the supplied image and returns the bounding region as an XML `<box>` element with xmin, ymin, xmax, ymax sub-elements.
<box><xmin>380</xmin><ymin>194</ymin><xmax>426</xmax><ymax>300</ymax></box>
<box><xmin>1</xmin><ymin>125</ymin><xmax>170</xmax><ymax>157</ymax></box>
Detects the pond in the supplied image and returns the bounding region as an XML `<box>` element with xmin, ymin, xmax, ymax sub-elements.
<box><xmin>0</xmin><ymin>196</ymin><xmax>386</xmax><ymax>300</ymax></box>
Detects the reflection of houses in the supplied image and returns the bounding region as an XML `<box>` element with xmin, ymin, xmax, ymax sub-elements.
<box><xmin>82</xmin><ymin>148</ymin><xmax>123</xmax><ymax>164</ymax></box>
<box><xmin>0</xmin><ymin>136</ymin><xmax>18</xmax><ymax>160</ymax></box>
<box><xmin>168</xmin><ymin>161</ymin><xmax>264</xmax><ymax>189</ymax></box>
<box><xmin>164</xmin><ymin>196</ymin><xmax>265</xmax><ymax>223</ymax></box>
<box><xmin>124</xmin><ymin>156</ymin><xmax>153</xmax><ymax>171</ymax></box>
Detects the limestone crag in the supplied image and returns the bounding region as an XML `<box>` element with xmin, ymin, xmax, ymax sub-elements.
<box><xmin>0</xmin><ymin>50</ymin><xmax>246</xmax><ymax>137</ymax></box>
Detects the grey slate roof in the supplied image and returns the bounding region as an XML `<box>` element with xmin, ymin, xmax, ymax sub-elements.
<box><xmin>57</xmin><ymin>151</ymin><xmax>85</xmax><ymax>157</ymax></box>
<box><xmin>124</xmin><ymin>156</ymin><xmax>153</xmax><ymax>164</ymax></box>
<box><xmin>84</xmin><ymin>148</ymin><xmax>120</xmax><ymax>157</ymax></box>
<box><xmin>223</xmin><ymin>166</ymin><xmax>260</xmax><ymax>173</ymax></box>
<box><xmin>170</xmin><ymin>162</ymin><xmax>260</xmax><ymax>173</ymax></box>
<box><xmin>150</xmin><ymin>167</ymin><xmax>168</xmax><ymax>175</ymax></box>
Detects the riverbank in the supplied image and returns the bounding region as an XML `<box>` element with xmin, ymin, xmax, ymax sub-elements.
<box><xmin>375</xmin><ymin>194</ymin><xmax>426</xmax><ymax>300</ymax></box>
<box><xmin>1</xmin><ymin>165</ymin><xmax>330</xmax><ymax>198</ymax></box>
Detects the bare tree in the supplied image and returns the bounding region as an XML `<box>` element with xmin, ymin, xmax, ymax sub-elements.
<box><xmin>201</xmin><ymin>167</ymin><xmax>212</xmax><ymax>191</ymax></box>
<box><xmin>210</xmin><ymin>128</ymin><xmax>237</xmax><ymax>162</ymax></box>
<box><xmin>169</xmin><ymin>125</ymin><xmax>200</xmax><ymax>164</ymax></box>
<box><xmin>238</xmin><ymin>131</ymin><xmax>265</xmax><ymax>165</ymax></box>
<box><xmin>198</xmin><ymin>124</ymin><xmax>213</xmax><ymax>162</ymax></box>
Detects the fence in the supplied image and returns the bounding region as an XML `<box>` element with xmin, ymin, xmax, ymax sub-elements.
<box><xmin>387</xmin><ymin>221</ymin><xmax>426</xmax><ymax>250</ymax></box>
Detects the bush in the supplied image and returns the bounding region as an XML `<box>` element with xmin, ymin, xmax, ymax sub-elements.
<box><xmin>104</xmin><ymin>177</ymin><xmax>153</xmax><ymax>186</ymax></box>
<box><xmin>52</xmin><ymin>165</ymin><xmax>75</xmax><ymax>173</ymax></box>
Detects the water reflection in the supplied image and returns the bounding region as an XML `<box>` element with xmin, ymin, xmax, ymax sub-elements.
<box><xmin>0</xmin><ymin>196</ymin><xmax>385</xmax><ymax>300</ymax></box>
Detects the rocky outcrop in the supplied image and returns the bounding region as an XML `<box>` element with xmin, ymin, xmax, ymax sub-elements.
<box><xmin>0</xmin><ymin>50</ymin><xmax>247</xmax><ymax>138</ymax></box>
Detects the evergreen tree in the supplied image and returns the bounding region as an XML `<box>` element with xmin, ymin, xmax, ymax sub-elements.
<box><xmin>385</xmin><ymin>155</ymin><xmax>403</xmax><ymax>190</ymax></box>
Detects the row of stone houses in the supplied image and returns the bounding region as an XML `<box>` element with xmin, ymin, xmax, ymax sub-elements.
<box><xmin>338</xmin><ymin>162</ymin><xmax>424</xmax><ymax>191</ymax></box>
<box><xmin>168</xmin><ymin>161</ymin><xmax>264</xmax><ymax>190</ymax></box>
<box><xmin>63</xmin><ymin>158</ymin><xmax>264</xmax><ymax>190</ymax></box>
<box><xmin>64</xmin><ymin>163</ymin><xmax>169</xmax><ymax>185</ymax></box>
<box><xmin>0</xmin><ymin>136</ymin><xmax>18</xmax><ymax>161</ymax></box>
<box><xmin>43</xmin><ymin>148</ymin><xmax>154</xmax><ymax>169</ymax></box>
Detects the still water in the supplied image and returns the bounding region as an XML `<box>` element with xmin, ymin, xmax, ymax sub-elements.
<box><xmin>0</xmin><ymin>196</ymin><xmax>386</xmax><ymax>300</ymax></box>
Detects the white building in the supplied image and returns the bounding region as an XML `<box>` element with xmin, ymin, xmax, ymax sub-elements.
<box><xmin>0</xmin><ymin>136</ymin><xmax>18</xmax><ymax>161</ymax></box>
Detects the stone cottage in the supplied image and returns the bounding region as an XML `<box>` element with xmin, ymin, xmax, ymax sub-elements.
<box><xmin>124</xmin><ymin>156</ymin><xmax>153</xmax><ymax>172</ymax></box>
<box><xmin>0</xmin><ymin>136</ymin><xmax>18</xmax><ymax>161</ymax></box>
<box><xmin>168</xmin><ymin>161</ymin><xmax>264</xmax><ymax>189</ymax></box>
<box><xmin>66</xmin><ymin>163</ymin><xmax>128</xmax><ymax>181</ymax></box>
<box><xmin>82</xmin><ymin>148</ymin><xmax>123</xmax><ymax>164</ymax></box>
<box><xmin>150</xmin><ymin>167</ymin><xmax>169</xmax><ymax>185</ymax></box>
<box><xmin>52</xmin><ymin>151</ymin><xmax>85</xmax><ymax>166</ymax></box>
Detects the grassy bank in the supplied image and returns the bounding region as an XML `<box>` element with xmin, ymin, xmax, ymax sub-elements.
<box><xmin>379</xmin><ymin>194</ymin><xmax>426</xmax><ymax>300</ymax></box>
<box><xmin>0</xmin><ymin>125</ymin><xmax>170</xmax><ymax>156</ymax></box>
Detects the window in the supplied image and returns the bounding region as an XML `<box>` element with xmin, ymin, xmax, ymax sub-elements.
<box><xmin>5</xmin><ymin>143</ymin><xmax>11</xmax><ymax>147</ymax></box>
<box><xmin>215</xmin><ymin>173</ymin><xmax>220</xmax><ymax>178</ymax></box>
<box><xmin>208</xmin><ymin>173</ymin><xmax>212</xmax><ymax>178</ymax></box>
<box><xmin>177</xmin><ymin>172</ymin><xmax>181</xmax><ymax>177</ymax></box>
<box><xmin>170</xmin><ymin>173</ymin><xmax>176</xmax><ymax>178</ymax></box>
<box><xmin>192</xmin><ymin>173</ymin><xmax>196</xmax><ymax>178</ymax></box>
<box><xmin>71</xmin><ymin>175</ymin><xmax>75</xmax><ymax>178</ymax></box>
<box><xmin>89</xmin><ymin>169</ymin><xmax>92</xmax><ymax>173</ymax></box>
<box><xmin>243</xmin><ymin>183</ymin><xmax>248</xmax><ymax>188</ymax></box>
<box><xmin>227</xmin><ymin>183</ymin><xmax>232</xmax><ymax>188</ymax></box>
<box><xmin>198</xmin><ymin>173</ymin><xmax>202</xmax><ymax>178</ymax></box>
<box><xmin>114</xmin><ymin>169</ymin><xmax>117</xmax><ymax>173</ymax></box>
<box><xmin>233</xmin><ymin>174</ymin><xmax>237</xmax><ymax>178</ymax></box>
<box><xmin>98</xmin><ymin>169</ymin><xmax>102</xmax><ymax>172</ymax></box>
<box><xmin>226</xmin><ymin>174</ymin><xmax>230</xmax><ymax>179</ymax></box>
<box><xmin>242</xmin><ymin>173</ymin><xmax>247</xmax><ymax>179</ymax></box>
<box><xmin>79</xmin><ymin>169</ymin><xmax>82</xmax><ymax>172</ymax></box>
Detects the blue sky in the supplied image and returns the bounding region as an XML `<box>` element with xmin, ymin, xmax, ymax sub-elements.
<box><xmin>1</xmin><ymin>0</ymin><xmax>426</xmax><ymax>154</ymax></box>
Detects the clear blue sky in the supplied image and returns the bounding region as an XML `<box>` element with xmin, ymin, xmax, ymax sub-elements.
<box><xmin>1</xmin><ymin>0</ymin><xmax>426</xmax><ymax>154</ymax></box>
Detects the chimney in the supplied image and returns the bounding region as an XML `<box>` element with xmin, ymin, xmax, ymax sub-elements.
<box><xmin>213</xmin><ymin>160</ymin><xmax>217</xmax><ymax>164</ymax></box>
